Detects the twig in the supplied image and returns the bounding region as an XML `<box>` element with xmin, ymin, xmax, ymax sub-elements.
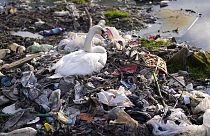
<box><xmin>168</xmin><ymin>74</ymin><xmax>185</xmax><ymax>87</ymax></box>
<box><xmin>152</xmin><ymin>72</ymin><xmax>166</xmax><ymax>107</ymax></box>
<box><xmin>0</xmin><ymin>53</ymin><xmax>41</xmax><ymax>70</ymax></box>
<box><xmin>168</xmin><ymin>74</ymin><xmax>185</xmax><ymax>108</ymax></box>
<box><xmin>84</xmin><ymin>7</ymin><xmax>92</xmax><ymax>29</ymax></box>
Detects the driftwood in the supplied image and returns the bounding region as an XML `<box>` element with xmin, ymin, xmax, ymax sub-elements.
<box><xmin>0</xmin><ymin>53</ymin><xmax>41</xmax><ymax>70</ymax></box>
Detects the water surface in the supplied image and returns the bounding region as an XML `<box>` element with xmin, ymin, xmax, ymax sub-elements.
<box><xmin>151</xmin><ymin>0</ymin><xmax>210</xmax><ymax>50</ymax></box>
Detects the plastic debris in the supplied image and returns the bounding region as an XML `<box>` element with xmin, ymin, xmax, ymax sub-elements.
<box><xmin>21</xmin><ymin>71</ymin><xmax>37</xmax><ymax>88</ymax></box>
<box><xmin>108</xmin><ymin>107</ymin><xmax>139</xmax><ymax>127</ymax></box>
<box><xmin>97</xmin><ymin>86</ymin><xmax>133</xmax><ymax>107</ymax></box>
<box><xmin>112</xmin><ymin>64</ymin><xmax>138</xmax><ymax>76</ymax></box>
<box><xmin>39</xmin><ymin>27</ymin><xmax>65</xmax><ymax>37</ymax></box>
<box><xmin>27</xmin><ymin>42</ymin><xmax>53</xmax><ymax>53</ymax></box>
<box><xmin>51</xmin><ymin>108</ymin><xmax>80</xmax><ymax>125</ymax></box>
<box><xmin>168</xmin><ymin>76</ymin><xmax>185</xmax><ymax>87</ymax></box>
<box><xmin>80</xmin><ymin>113</ymin><xmax>94</xmax><ymax>122</ymax></box>
<box><xmin>120</xmin><ymin>80</ymin><xmax>133</xmax><ymax>89</ymax></box>
<box><xmin>0</xmin><ymin>127</ymin><xmax>37</xmax><ymax>136</ymax></box>
<box><xmin>49</xmin><ymin>89</ymin><xmax>61</xmax><ymax>112</ymax></box>
<box><xmin>0</xmin><ymin>49</ymin><xmax>10</xmax><ymax>59</ymax></box>
<box><xmin>73</xmin><ymin>81</ymin><xmax>85</xmax><ymax>104</ymax></box>
<box><xmin>53</xmin><ymin>10</ymin><xmax>69</xmax><ymax>17</ymax></box>
<box><xmin>44</xmin><ymin>123</ymin><xmax>53</xmax><ymax>132</ymax></box>
<box><xmin>27</xmin><ymin>117</ymin><xmax>40</xmax><ymax>125</ymax></box>
<box><xmin>194</xmin><ymin>97</ymin><xmax>210</xmax><ymax>113</ymax></box>
<box><xmin>1</xmin><ymin>76</ymin><xmax>12</xmax><ymax>87</ymax></box>
<box><xmin>183</xmin><ymin>95</ymin><xmax>191</xmax><ymax>105</ymax></box>
<box><xmin>147</xmin><ymin>108</ymin><xmax>210</xmax><ymax>136</ymax></box>
<box><xmin>142</xmin><ymin>53</ymin><xmax>168</xmax><ymax>74</ymax></box>
<box><xmin>0</xmin><ymin>96</ymin><xmax>10</xmax><ymax>106</ymax></box>
<box><xmin>186</xmin><ymin>83</ymin><xmax>194</xmax><ymax>91</ymax></box>
<box><xmin>35</xmin><ymin>19</ymin><xmax>45</xmax><ymax>26</ymax></box>
<box><xmin>8</xmin><ymin>43</ymin><xmax>26</xmax><ymax>55</ymax></box>
<box><xmin>160</xmin><ymin>0</ymin><xmax>170</xmax><ymax>7</ymax></box>
<box><xmin>2</xmin><ymin>103</ymin><xmax>23</xmax><ymax>114</ymax></box>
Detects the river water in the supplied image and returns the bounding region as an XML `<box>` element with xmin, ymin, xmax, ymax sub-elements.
<box><xmin>146</xmin><ymin>0</ymin><xmax>210</xmax><ymax>50</ymax></box>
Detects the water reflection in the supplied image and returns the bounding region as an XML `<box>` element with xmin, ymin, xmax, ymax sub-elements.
<box><xmin>135</xmin><ymin>0</ymin><xmax>210</xmax><ymax>50</ymax></box>
<box><xmin>180</xmin><ymin>17</ymin><xmax>210</xmax><ymax>50</ymax></box>
<box><xmin>163</xmin><ymin>0</ymin><xmax>210</xmax><ymax>51</ymax></box>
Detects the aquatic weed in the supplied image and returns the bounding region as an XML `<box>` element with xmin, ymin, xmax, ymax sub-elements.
<box><xmin>104</xmin><ymin>11</ymin><xmax>129</xmax><ymax>19</ymax></box>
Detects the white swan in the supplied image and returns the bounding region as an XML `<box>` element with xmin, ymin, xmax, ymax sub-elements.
<box><xmin>57</xmin><ymin>32</ymin><xmax>104</xmax><ymax>53</ymax></box>
<box><xmin>49</xmin><ymin>22</ymin><xmax>107</xmax><ymax>78</ymax></box>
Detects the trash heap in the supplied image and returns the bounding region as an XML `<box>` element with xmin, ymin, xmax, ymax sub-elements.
<box><xmin>0</xmin><ymin>1</ymin><xmax>210</xmax><ymax>136</ymax></box>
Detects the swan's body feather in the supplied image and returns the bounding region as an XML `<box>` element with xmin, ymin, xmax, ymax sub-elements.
<box><xmin>49</xmin><ymin>50</ymin><xmax>107</xmax><ymax>78</ymax></box>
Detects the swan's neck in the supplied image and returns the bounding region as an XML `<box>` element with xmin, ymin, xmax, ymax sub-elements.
<box><xmin>83</xmin><ymin>27</ymin><xmax>98</xmax><ymax>52</ymax></box>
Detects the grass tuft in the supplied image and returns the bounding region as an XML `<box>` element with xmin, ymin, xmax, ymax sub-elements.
<box><xmin>104</xmin><ymin>11</ymin><xmax>129</xmax><ymax>19</ymax></box>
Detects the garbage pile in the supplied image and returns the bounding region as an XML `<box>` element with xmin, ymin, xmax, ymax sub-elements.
<box><xmin>0</xmin><ymin>1</ymin><xmax>210</xmax><ymax>136</ymax></box>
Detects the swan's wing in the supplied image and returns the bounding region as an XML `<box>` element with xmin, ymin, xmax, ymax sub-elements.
<box><xmin>57</xmin><ymin>52</ymin><xmax>101</xmax><ymax>75</ymax></box>
<box><xmin>49</xmin><ymin>57</ymin><xmax>64</xmax><ymax>71</ymax></box>
<box><xmin>49</xmin><ymin>51</ymin><xmax>107</xmax><ymax>78</ymax></box>
<box><xmin>49</xmin><ymin>50</ymin><xmax>85</xmax><ymax>71</ymax></box>
<box><xmin>98</xmin><ymin>53</ymin><xmax>107</xmax><ymax>66</ymax></box>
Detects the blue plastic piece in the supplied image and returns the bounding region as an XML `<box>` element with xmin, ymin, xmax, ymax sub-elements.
<box><xmin>1</xmin><ymin>77</ymin><xmax>12</xmax><ymax>87</ymax></box>
<box><xmin>120</xmin><ymin>80</ymin><xmax>132</xmax><ymax>89</ymax></box>
<box><xmin>39</xmin><ymin>27</ymin><xmax>65</xmax><ymax>37</ymax></box>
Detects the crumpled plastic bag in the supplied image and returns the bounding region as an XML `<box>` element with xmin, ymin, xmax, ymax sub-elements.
<box><xmin>194</xmin><ymin>97</ymin><xmax>210</xmax><ymax>113</ymax></box>
<box><xmin>105</xmin><ymin>27</ymin><xmax>126</xmax><ymax>46</ymax></box>
<box><xmin>21</xmin><ymin>71</ymin><xmax>37</xmax><ymax>88</ymax></box>
<box><xmin>97</xmin><ymin>86</ymin><xmax>133</xmax><ymax>107</ymax></box>
<box><xmin>0</xmin><ymin>127</ymin><xmax>37</xmax><ymax>136</ymax></box>
<box><xmin>2</xmin><ymin>103</ymin><xmax>23</xmax><ymax>114</ymax></box>
<box><xmin>112</xmin><ymin>64</ymin><xmax>138</xmax><ymax>76</ymax></box>
<box><xmin>175</xmin><ymin>90</ymin><xmax>210</xmax><ymax>110</ymax></box>
<box><xmin>49</xmin><ymin>89</ymin><xmax>62</xmax><ymax>112</ymax></box>
<box><xmin>147</xmin><ymin>108</ymin><xmax>210</xmax><ymax>136</ymax></box>
<box><xmin>51</xmin><ymin>107</ymin><xmax>80</xmax><ymax>126</ymax></box>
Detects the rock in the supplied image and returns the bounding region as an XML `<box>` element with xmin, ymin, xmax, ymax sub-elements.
<box><xmin>167</xmin><ymin>47</ymin><xmax>189</xmax><ymax>69</ymax></box>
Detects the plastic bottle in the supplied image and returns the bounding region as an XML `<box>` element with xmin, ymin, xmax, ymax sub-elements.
<box><xmin>39</xmin><ymin>27</ymin><xmax>65</xmax><ymax>37</ymax></box>
<box><xmin>8</xmin><ymin>43</ymin><xmax>26</xmax><ymax>55</ymax></box>
<box><xmin>73</xmin><ymin>81</ymin><xmax>84</xmax><ymax>104</ymax></box>
<box><xmin>27</xmin><ymin>42</ymin><xmax>53</xmax><ymax>53</ymax></box>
